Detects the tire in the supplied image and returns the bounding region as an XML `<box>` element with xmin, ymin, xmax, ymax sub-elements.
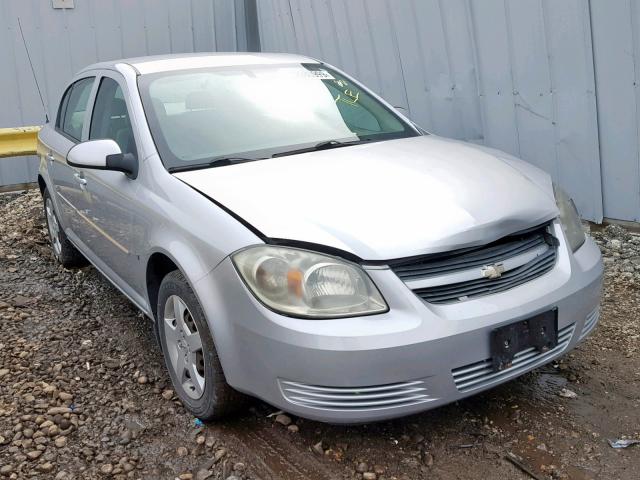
<box><xmin>43</xmin><ymin>188</ymin><xmax>87</xmax><ymax>268</ymax></box>
<box><xmin>157</xmin><ymin>270</ymin><xmax>247</xmax><ymax>420</ymax></box>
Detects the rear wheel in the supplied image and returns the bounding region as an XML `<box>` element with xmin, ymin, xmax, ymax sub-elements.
<box><xmin>43</xmin><ymin>188</ymin><xmax>87</xmax><ymax>268</ymax></box>
<box><xmin>157</xmin><ymin>270</ymin><xmax>247</xmax><ymax>420</ymax></box>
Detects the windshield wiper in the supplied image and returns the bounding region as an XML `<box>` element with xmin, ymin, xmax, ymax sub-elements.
<box><xmin>168</xmin><ymin>157</ymin><xmax>262</xmax><ymax>173</ymax></box>
<box><xmin>271</xmin><ymin>139</ymin><xmax>373</xmax><ymax>158</ymax></box>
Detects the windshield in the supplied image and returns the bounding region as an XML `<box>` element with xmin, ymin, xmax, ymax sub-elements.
<box><xmin>138</xmin><ymin>63</ymin><xmax>418</xmax><ymax>171</ymax></box>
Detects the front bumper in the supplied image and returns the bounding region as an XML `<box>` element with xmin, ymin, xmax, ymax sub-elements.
<box><xmin>195</xmin><ymin>233</ymin><xmax>603</xmax><ymax>423</ymax></box>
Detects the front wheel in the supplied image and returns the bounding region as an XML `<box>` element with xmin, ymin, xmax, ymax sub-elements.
<box><xmin>157</xmin><ymin>270</ymin><xmax>247</xmax><ymax>420</ymax></box>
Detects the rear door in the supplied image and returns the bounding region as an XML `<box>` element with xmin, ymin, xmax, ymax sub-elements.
<box><xmin>41</xmin><ymin>76</ymin><xmax>96</xmax><ymax>238</ymax></box>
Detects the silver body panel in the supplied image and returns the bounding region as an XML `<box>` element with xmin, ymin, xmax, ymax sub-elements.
<box><xmin>174</xmin><ymin>134</ymin><xmax>557</xmax><ymax>260</ymax></box>
<box><xmin>37</xmin><ymin>53</ymin><xmax>603</xmax><ymax>423</ymax></box>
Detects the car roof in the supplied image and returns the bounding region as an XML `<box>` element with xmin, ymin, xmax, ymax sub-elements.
<box><xmin>78</xmin><ymin>52</ymin><xmax>318</xmax><ymax>75</ymax></box>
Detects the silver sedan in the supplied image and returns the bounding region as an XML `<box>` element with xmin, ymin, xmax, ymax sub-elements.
<box><xmin>37</xmin><ymin>53</ymin><xmax>603</xmax><ymax>423</ymax></box>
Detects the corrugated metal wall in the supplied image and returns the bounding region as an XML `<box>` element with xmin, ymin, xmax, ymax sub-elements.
<box><xmin>4</xmin><ymin>1</ymin><xmax>640</xmax><ymax>223</ymax></box>
<box><xmin>590</xmin><ymin>0</ymin><xmax>640</xmax><ymax>221</ymax></box>
<box><xmin>257</xmin><ymin>0</ymin><xmax>614</xmax><ymax>222</ymax></box>
<box><xmin>0</xmin><ymin>0</ymin><xmax>249</xmax><ymax>189</ymax></box>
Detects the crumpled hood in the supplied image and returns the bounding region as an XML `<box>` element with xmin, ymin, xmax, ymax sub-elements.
<box><xmin>174</xmin><ymin>135</ymin><xmax>558</xmax><ymax>261</ymax></box>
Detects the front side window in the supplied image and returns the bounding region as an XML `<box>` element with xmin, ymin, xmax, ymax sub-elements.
<box><xmin>138</xmin><ymin>63</ymin><xmax>418</xmax><ymax>171</ymax></box>
<box><xmin>58</xmin><ymin>77</ymin><xmax>94</xmax><ymax>141</ymax></box>
<box><xmin>90</xmin><ymin>77</ymin><xmax>137</xmax><ymax>158</ymax></box>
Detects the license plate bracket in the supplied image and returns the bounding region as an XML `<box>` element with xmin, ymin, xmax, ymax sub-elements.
<box><xmin>490</xmin><ymin>309</ymin><xmax>558</xmax><ymax>372</ymax></box>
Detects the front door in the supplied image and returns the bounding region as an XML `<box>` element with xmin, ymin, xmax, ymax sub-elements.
<box><xmin>75</xmin><ymin>73</ymin><xmax>144</xmax><ymax>297</ymax></box>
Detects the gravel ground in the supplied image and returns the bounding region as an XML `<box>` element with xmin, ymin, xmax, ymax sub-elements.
<box><xmin>0</xmin><ymin>190</ymin><xmax>639</xmax><ymax>480</ymax></box>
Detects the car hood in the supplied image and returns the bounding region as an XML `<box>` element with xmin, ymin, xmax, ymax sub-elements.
<box><xmin>174</xmin><ymin>135</ymin><xmax>558</xmax><ymax>261</ymax></box>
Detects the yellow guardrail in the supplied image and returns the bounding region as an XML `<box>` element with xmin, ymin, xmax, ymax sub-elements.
<box><xmin>0</xmin><ymin>126</ymin><xmax>41</xmax><ymax>158</ymax></box>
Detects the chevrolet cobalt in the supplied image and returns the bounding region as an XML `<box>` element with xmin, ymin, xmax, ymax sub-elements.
<box><xmin>37</xmin><ymin>53</ymin><xmax>603</xmax><ymax>423</ymax></box>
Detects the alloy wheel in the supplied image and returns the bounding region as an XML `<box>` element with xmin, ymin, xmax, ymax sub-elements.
<box><xmin>163</xmin><ymin>295</ymin><xmax>206</xmax><ymax>399</ymax></box>
<box><xmin>45</xmin><ymin>197</ymin><xmax>62</xmax><ymax>259</ymax></box>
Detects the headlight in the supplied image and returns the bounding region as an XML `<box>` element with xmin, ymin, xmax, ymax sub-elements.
<box><xmin>232</xmin><ymin>246</ymin><xmax>388</xmax><ymax>318</ymax></box>
<box><xmin>553</xmin><ymin>184</ymin><xmax>585</xmax><ymax>252</ymax></box>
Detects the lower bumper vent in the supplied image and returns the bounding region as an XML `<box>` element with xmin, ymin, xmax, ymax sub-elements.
<box><xmin>579</xmin><ymin>307</ymin><xmax>600</xmax><ymax>340</ymax></box>
<box><xmin>452</xmin><ymin>323</ymin><xmax>575</xmax><ymax>393</ymax></box>
<box><xmin>278</xmin><ymin>379</ymin><xmax>432</xmax><ymax>411</ymax></box>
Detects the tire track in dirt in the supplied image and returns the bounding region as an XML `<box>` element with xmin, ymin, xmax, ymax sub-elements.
<box><xmin>215</xmin><ymin>420</ymin><xmax>341</xmax><ymax>480</ymax></box>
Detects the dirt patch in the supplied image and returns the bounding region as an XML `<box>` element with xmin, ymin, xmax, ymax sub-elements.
<box><xmin>0</xmin><ymin>191</ymin><xmax>639</xmax><ymax>480</ymax></box>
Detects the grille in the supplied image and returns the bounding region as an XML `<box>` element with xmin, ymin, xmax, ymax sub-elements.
<box><xmin>278</xmin><ymin>379</ymin><xmax>432</xmax><ymax>411</ymax></box>
<box><xmin>452</xmin><ymin>323</ymin><xmax>575</xmax><ymax>393</ymax></box>
<box><xmin>393</xmin><ymin>228</ymin><xmax>552</xmax><ymax>281</ymax></box>
<box><xmin>391</xmin><ymin>224</ymin><xmax>557</xmax><ymax>304</ymax></box>
<box><xmin>414</xmin><ymin>248</ymin><xmax>556</xmax><ymax>304</ymax></box>
<box><xmin>579</xmin><ymin>307</ymin><xmax>600</xmax><ymax>340</ymax></box>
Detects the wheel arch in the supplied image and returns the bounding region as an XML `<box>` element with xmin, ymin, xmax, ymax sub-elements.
<box><xmin>146</xmin><ymin>251</ymin><xmax>180</xmax><ymax>321</ymax></box>
<box><xmin>145</xmin><ymin>245</ymin><xmax>216</xmax><ymax>322</ymax></box>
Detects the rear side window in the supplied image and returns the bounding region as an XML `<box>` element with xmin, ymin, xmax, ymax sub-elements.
<box><xmin>90</xmin><ymin>77</ymin><xmax>137</xmax><ymax>158</ymax></box>
<box><xmin>57</xmin><ymin>77</ymin><xmax>94</xmax><ymax>141</ymax></box>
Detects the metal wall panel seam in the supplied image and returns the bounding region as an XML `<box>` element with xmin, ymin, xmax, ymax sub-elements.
<box><xmin>406</xmin><ymin>0</ymin><xmax>437</xmax><ymax>130</ymax></box>
<box><xmin>234</xmin><ymin>0</ymin><xmax>246</xmax><ymax>51</ymax></box>
<box><xmin>298</xmin><ymin>0</ymin><xmax>318</xmax><ymax>57</ymax></box>
<box><xmin>271</xmin><ymin>0</ymin><xmax>284</xmax><ymax>51</ymax></box>
<box><xmin>288</xmin><ymin>0</ymin><xmax>304</xmax><ymax>52</ymax></box>
<box><xmin>463</xmin><ymin>0</ymin><xmax>487</xmax><ymax>145</ymax></box>
<box><xmin>502</xmin><ymin>0</ymin><xmax>522</xmax><ymax>158</ymax></box>
<box><xmin>167</xmin><ymin>0</ymin><xmax>174</xmax><ymax>53</ymax></box>
<box><xmin>408</xmin><ymin>0</ymin><xmax>437</xmax><ymax>129</ymax></box>
<box><xmin>325</xmin><ymin>0</ymin><xmax>345</xmax><ymax>67</ymax></box>
<box><xmin>308</xmin><ymin>0</ymin><xmax>328</xmax><ymax>61</ymax></box>
<box><xmin>540</xmin><ymin>0</ymin><xmax>561</xmax><ymax>183</ymax></box>
<box><xmin>189</xmin><ymin>0</ymin><xmax>197</xmax><ymax>53</ymax></box>
<box><xmin>268</xmin><ymin>0</ymin><xmax>283</xmax><ymax>51</ymax></box>
<box><xmin>209</xmin><ymin>0</ymin><xmax>218</xmax><ymax>51</ymax></box>
<box><xmin>62</xmin><ymin>7</ymin><xmax>75</xmax><ymax>73</ymax></box>
<box><xmin>629</xmin><ymin>0</ymin><xmax>640</xmax><ymax>214</ymax></box>
<box><xmin>265</xmin><ymin>0</ymin><xmax>280</xmax><ymax>51</ymax></box>
<box><xmin>31</xmin><ymin>0</ymin><xmax>53</xmax><ymax>117</ymax></box>
<box><xmin>582</xmin><ymin>0</ymin><xmax>605</xmax><ymax>222</ymax></box>
<box><xmin>270</xmin><ymin>0</ymin><xmax>285</xmax><ymax>52</ymax></box>
<box><xmin>279</xmin><ymin>0</ymin><xmax>293</xmax><ymax>52</ymax></box>
<box><xmin>340</xmin><ymin>0</ymin><xmax>363</xmax><ymax>80</ymax></box>
<box><xmin>7</xmin><ymin>13</ymin><xmax>26</xmax><ymax>127</ymax></box>
<box><xmin>437</xmin><ymin>0</ymin><xmax>464</xmax><ymax>138</ymax></box>
<box><xmin>385</xmin><ymin>0</ymin><xmax>411</xmax><ymax>114</ymax></box>
<box><xmin>361</xmin><ymin>0</ymin><xmax>385</xmax><ymax>98</ymax></box>
<box><xmin>295</xmin><ymin>0</ymin><xmax>318</xmax><ymax>58</ymax></box>
<box><xmin>142</xmin><ymin>0</ymin><xmax>150</xmax><ymax>54</ymax></box>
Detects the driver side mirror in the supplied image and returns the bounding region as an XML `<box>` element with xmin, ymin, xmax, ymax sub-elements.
<box><xmin>67</xmin><ymin>139</ymin><xmax>138</xmax><ymax>179</ymax></box>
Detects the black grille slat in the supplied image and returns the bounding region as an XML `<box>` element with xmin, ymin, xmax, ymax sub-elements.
<box><xmin>396</xmin><ymin>239</ymin><xmax>544</xmax><ymax>280</ymax></box>
<box><xmin>393</xmin><ymin>235</ymin><xmax>546</xmax><ymax>278</ymax></box>
<box><xmin>418</xmin><ymin>248</ymin><xmax>555</xmax><ymax>295</ymax></box>
<box><xmin>391</xmin><ymin>223</ymin><xmax>558</xmax><ymax>304</ymax></box>
<box><xmin>417</xmin><ymin>253</ymin><xmax>555</xmax><ymax>303</ymax></box>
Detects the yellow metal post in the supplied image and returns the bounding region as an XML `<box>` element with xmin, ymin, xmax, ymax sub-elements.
<box><xmin>0</xmin><ymin>126</ymin><xmax>41</xmax><ymax>158</ymax></box>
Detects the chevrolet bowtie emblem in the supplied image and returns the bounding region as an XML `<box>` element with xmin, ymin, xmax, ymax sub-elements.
<box><xmin>481</xmin><ymin>263</ymin><xmax>505</xmax><ymax>279</ymax></box>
